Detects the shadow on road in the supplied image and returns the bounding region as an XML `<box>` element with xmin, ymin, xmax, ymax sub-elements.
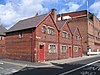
<box><xmin>11</xmin><ymin>63</ymin><xmax>84</xmax><ymax>75</ymax></box>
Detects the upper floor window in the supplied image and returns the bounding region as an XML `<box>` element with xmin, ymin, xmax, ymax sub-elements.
<box><xmin>19</xmin><ymin>33</ymin><xmax>23</xmax><ymax>39</ymax></box>
<box><xmin>48</xmin><ymin>27</ymin><xmax>54</xmax><ymax>35</ymax></box>
<box><xmin>76</xmin><ymin>35</ymin><xmax>80</xmax><ymax>41</ymax></box>
<box><xmin>62</xmin><ymin>31</ymin><xmax>67</xmax><ymax>38</ymax></box>
<box><xmin>42</xmin><ymin>25</ymin><xmax>46</xmax><ymax>34</ymax></box>
<box><xmin>61</xmin><ymin>45</ymin><xmax>67</xmax><ymax>53</ymax></box>
<box><xmin>98</xmin><ymin>32</ymin><xmax>100</xmax><ymax>36</ymax></box>
<box><xmin>0</xmin><ymin>36</ymin><xmax>4</xmax><ymax>40</ymax></box>
<box><xmin>67</xmin><ymin>32</ymin><xmax>70</xmax><ymax>39</ymax></box>
<box><xmin>49</xmin><ymin>44</ymin><xmax>56</xmax><ymax>53</ymax></box>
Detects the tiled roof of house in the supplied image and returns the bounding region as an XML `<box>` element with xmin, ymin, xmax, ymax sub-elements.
<box><xmin>57</xmin><ymin>21</ymin><xmax>66</xmax><ymax>30</ymax></box>
<box><xmin>70</xmin><ymin>26</ymin><xmax>77</xmax><ymax>35</ymax></box>
<box><xmin>0</xmin><ymin>25</ymin><xmax>7</xmax><ymax>35</ymax></box>
<box><xmin>7</xmin><ymin>14</ymin><xmax>47</xmax><ymax>32</ymax></box>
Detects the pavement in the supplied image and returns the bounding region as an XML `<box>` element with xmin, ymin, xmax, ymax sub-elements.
<box><xmin>0</xmin><ymin>55</ymin><xmax>100</xmax><ymax>68</ymax></box>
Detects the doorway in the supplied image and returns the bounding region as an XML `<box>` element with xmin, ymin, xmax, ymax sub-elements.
<box><xmin>39</xmin><ymin>44</ymin><xmax>45</xmax><ymax>62</ymax></box>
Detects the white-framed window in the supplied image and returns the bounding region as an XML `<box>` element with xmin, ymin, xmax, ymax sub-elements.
<box><xmin>42</xmin><ymin>25</ymin><xmax>46</xmax><ymax>34</ymax></box>
<box><xmin>61</xmin><ymin>45</ymin><xmax>67</xmax><ymax>53</ymax></box>
<box><xmin>62</xmin><ymin>31</ymin><xmax>67</xmax><ymax>38</ymax></box>
<box><xmin>48</xmin><ymin>44</ymin><xmax>56</xmax><ymax>53</ymax></box>
<box><xmin>0</xmin><ymin>36</ymin><xmax>4</xmax><ymax>40</ymax></box>
<box><xmin>67</xmin><ymin>32</ymin><xmax>70</xmax><ymax>39</ymax></box>
<box><xmin>76</xmin><ymin>35</ymin><xmax>80</xmax><ymax>41</ymax></box>
<box><xmin>48</xmin><ymin>27</ymin><xmax>54</xmax><ymax>35</ymax></box>
<box><xmin>19</xmin><ymin>33</ymin><xmax>23</xmax><ymax>39</ymax></box>
<box><xmin>74</xmin><ymin>46</ymin><xmax>78</xmax><ymax>52</ymax></box>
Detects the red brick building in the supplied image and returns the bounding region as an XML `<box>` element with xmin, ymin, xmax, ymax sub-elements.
<box><xmin>70</xmin><ymin>27</ymin><xmax>82</xmax><ymax>57</ymax></box>
<box><xmin>4</xmin><ymin>9</ymin><xmax>83</xmax><ymax>62</ymax></box>
<box><xmin>57</xmin><ymin>10</ymin><xmax>100</xmax><ymax>55</ymax></box>
<box><xmin>0</xmin><ymin>25</ymin><xmax>7</xmax><ymax>58</ymax></box>
<box><xmin>57</xmin><ymin>20</ymin><xmax>72</xmax><ymax>59</ymax></box>
<box><xmin>5</xmin><ymin>9</ymin><xmax>59</xmax><ymax>62</ymax></box>
<box><xmin>57</xmin><ymin>21</ymin><xmax>82</xmax><ymax>59</ymax></box>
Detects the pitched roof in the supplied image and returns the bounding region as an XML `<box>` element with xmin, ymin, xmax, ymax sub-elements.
<box><xmin>7</xmin><ymin>14</ymin><xmax>47</xmax><ymax>32</ymax></box>
<box><xmin>57</xmin><ymin>21</ymin><xmax>66</xmax><ymax>30</ymax></box>
<box><xmin>0</xmin><ymin>25</ymin><xmax>7</xmax><ymax>35</ymax></box>
<box><xmin>70</xmin><ymin>26</ymin><xmax>77</xmax><ymax>35</ymax></box>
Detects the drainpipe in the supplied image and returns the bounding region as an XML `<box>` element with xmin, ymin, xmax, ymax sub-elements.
<box><xmin>31</xmin><ymin>29</ymin><xmax>35</xmax><ymax>62</ymax></box>
<box><xmin>72</xmin><ymin>35</ymin><xmax>74</xmax><ymax>58</ymax></box>
<box><xmin>80</xmin><ymin>37</ymin><xmax>83</xmax><ymax>57</ymax></box>
<box><xmin>58</xmin><ymin>31</ymin><xmax>60</xmax><ymax>59</ymax></box>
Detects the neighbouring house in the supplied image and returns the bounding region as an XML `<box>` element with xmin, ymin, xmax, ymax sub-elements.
<box><xmin>57</xmin><ymin>20</ymin><xmax>72</xmax><ymax>59</ymax></box>
<box><xmin>0</xmin><ymin>25</ymin><xmax>7</xmax><ymax>58</ymax></box>
<box><xmin>57</xmin><ymin>20</ymin><xmax>82</xmax><ymax>59</ymax></box>
<box><xmin>5</xmin><ymin>9</ymin><xmax>59</xmax><ymax>62</ymax></box>
<box><xmin>70</xmin><ymin>26</ymin><xmax>82</xmax><ymax>57</ymax></box>
<box><xmin>57</xmin><ymin>10</ymin><xmax>100</xmax><ymax>55</ymax></box>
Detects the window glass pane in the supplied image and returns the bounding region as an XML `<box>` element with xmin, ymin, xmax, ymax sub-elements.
<box><xmin>62</xmin><ymin>32</ymin><xmax>66</xmax><ymax>38</ymax></box>
<box><xmin>68</xmin><ymin>32</ymin><xmax>70</xmax><ymax>39</ymax></box>
<box><xmin>62</xmin><ymin>46</ymin><xmax>66</xmax><ymax>53</ymax></box>
<box><xmin>49</xmin><ymin>44</ymin><xmax>56</xmax><ymax>53</ymax></box>
<box><xmin>74</xmin><ymin>46</ymin><xmax>78</xmax><ymax>52</ymax></box>
<box><xmin>19</xmin><ymin>33</ymin><xmax>23</xmax><ymax>39</ymax></box>
<box><xmin>48</xmin><ymin>27</ymin><xmax>54</xmax><ymax>35</ymax></box>
<box><xmin>42</xmin><ymin>26</ymin><xmax>46</xmax><ymax>34</ymax></box>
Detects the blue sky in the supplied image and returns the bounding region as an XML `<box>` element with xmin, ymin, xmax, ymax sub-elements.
<box><xmin>0</xmin><ymin>0</ymin><xmax>100</xmax><ymax>29</ymax></box>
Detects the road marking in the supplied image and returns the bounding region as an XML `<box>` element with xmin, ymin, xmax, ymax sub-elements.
<box><xmin>53</xmin><ymin>65</ymin><xmax>63</xmax><ymax>69</ymax></box>
<box><xmin>59</xmin><ymin>60</ymin><xmax>100</xmax><ymax>75</ymax></box>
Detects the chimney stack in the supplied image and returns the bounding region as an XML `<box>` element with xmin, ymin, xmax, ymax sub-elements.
<box><xmin>51</xmin><ymin>8</ymin><xmax>57</xmax><ymax>23</ymax></box>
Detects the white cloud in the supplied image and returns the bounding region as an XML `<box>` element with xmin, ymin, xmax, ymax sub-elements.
<box><xmin>59</xmin><ymin>0</ymin><xmax>86</xmax><ymax>14</ymax></box>
<box><xmin>66</xmin><ymin>2</ymin><xmax>80</xmax><ymax>12</ymax></box>
<box><xmin>89</xmin><ymin>1</ymin><xmax>100</xmax><ymax>19</ymax></box>
<box><xmin>0</xmin><ymin>0</ymin><xmax>49</xmax><ymax>29</ymax></box>
<box><xmin>59</xmin><ymin>9</ymin><xmax>67</xmax><ymax>14</ymax></box>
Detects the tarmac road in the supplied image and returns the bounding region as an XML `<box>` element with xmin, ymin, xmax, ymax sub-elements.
<box><xmin>12</xmin><ymin>56</ymin><xmax>100</xmax><ymax>75</ymax></box>
<box><xmin>0</xmin><ymin>55</ymin><xmax>100</xmax><ymax>75</ymax></box>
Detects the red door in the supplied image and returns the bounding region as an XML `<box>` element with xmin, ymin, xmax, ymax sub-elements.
<box><xmin>39</xmin><ymin>45</ymin><xmax>44</xmax><ymax>62</ymax></box>
<box><xmin>78</xmin><ymin>48</ymin><xmax>82</xmax><ymax>57</ymax></box>
<box><xmin>68</xmin><ymin>47</ymin><xmax>72</xmax><ymax>57</ymax></box>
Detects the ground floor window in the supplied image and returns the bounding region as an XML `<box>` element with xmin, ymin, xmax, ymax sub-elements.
<box><xmin>74</xmin><ymin>46</ymin><xmax>78</xmax><ymax>52</ymax></box>
<box><xmin>49</xmin><ymin>44</ymin><xmax>56</xmax><ymax>53</ymax></box>
<box><xmin>61</xmin><ymin>45</ymin><xmax>67</xmax><ymax>53</ymax></box>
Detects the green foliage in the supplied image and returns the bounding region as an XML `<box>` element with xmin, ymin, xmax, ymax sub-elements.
<box><xmin>89</xmin><ymin>14</ymin><xmax>94</xmax><ymax>21</ymax></box>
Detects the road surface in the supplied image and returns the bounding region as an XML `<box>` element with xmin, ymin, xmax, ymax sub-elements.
<box><xmin>0</xmin><ymin>56</ymin><xmax>100</xmax><ymax>75</ymax></box>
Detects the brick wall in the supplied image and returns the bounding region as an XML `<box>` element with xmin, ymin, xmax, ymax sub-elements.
<box><xmin>0</xmin><ymin>36</ymin><xmax>6</xmax><ymax>58</ymax></box>
<box><xmin>5</xmin><ymin>29</ymin><xmax>32</xmax><ymax>61</ymax></box>
<box><xmin>69</xmin><ymin>17</ymin><xmax>88</xmax><ymax>54</ymax></box>
<box><xmin>35</xmin><ymin>15</ymin><xmax>59</xmax><ymax>61</ymax></box>
<box><xmin>59</xmin><ymin>23</ymin><xmax>71</xmax><ymax>59</ymax></box>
